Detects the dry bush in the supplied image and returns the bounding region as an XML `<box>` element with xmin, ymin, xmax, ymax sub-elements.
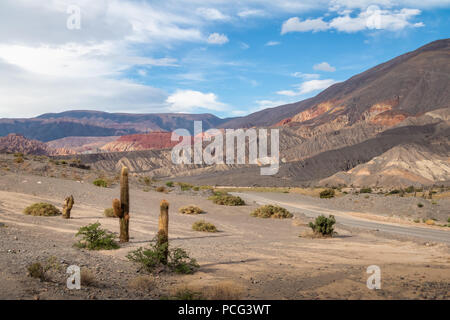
<box><xmin>250</xmin><ymin>205</ymin><xmax>292</xmax><ymax>219</ymax></box>
<box><xmin>156</xmin><ymin>186</ymin><xmax>166</xmax><ymax>193</ymax></box>
<box><xmin>204</xmin><ymin>281</ymin><xmax>243</xmax><ymax>300</ymax></box>
<box><xmin>23</xmin><ymin>203</ymin><xmax>61</xmax><ymax>216</ymax></box>
<box><xmin>104</xmin><ymin>208</ymin><xmax>116</xmax><ymax>218</ymax></box>
<box><xmin>81</xmin><ymin>268</ymin><xmax>96</xmax><ymax>287</ymax></box>
<box><xmin>208</xmin><ymin>193</ymin><xmax>245</xmax><ymax>206</ymax></box>
<box><xmin>192</xmin><ymin>220</ymin><xmax>217</xmax><ymax>232</ymax></box>
<box><xmin>169</xmin><ymin>281</ymin><xmax>242</xmax><ymax>300</ymax></box>
<box><xmin>425</xmin><ymin>219</ymin><xmax>435</xmax><ymax>225</ymax></box>
<box><xmin>179</xmin><ymin>205</ymin><xmax>204</xmax><ymax>215</ymax></box>
<box><xmin>128</xmin><ymin>276</ymin><xmax>154</xmax><ymax>292</ymax></box>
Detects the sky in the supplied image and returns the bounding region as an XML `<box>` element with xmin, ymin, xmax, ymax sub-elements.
<box><xmin>0</xmin><ymin>0</ymin><xmax>449</xmax><ymax>118</ymax></box>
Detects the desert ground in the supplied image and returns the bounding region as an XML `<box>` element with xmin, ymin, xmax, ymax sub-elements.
<box><xmin>0</xmin><ymin>162</ymin><xmax>449</xmax><ymax>300</ymax></box>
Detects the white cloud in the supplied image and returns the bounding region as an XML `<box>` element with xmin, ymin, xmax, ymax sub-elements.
<box><xmin>281</xmin><ymin>17</ymin><xmax>329</xmax><ymax>34</ymax></box>
<box><xmin>281</xmin><ymin>5</ymin><xmax>425</xmax><ymax>34</ymax></box>
<box><xmin>207</xmin><ymin>33</ymin><xmax>229</xmax><ymax>45</ymax></box>
<box><xmin>265</xmin><ymin>41</ymin><xmax>281</xmax><ymax>46</ymax></box>
<box><xmin>166</xmin><ymin>90</ymin><xmax>226</xmax><ymax>112</ymax></box>
<box><xmin>197</xmin><ymin>8</ymin><xmax>230</xmax><ymax>21</ymax></box>
<box><xmin>238</xmin><ymin>9</ymin><xmax>266</xmax><ymax>18</ymax></box>
<box><xmin>240</xmin><ymin>42</ymin><xmax>250</xmax><ymax>49</ymax></box>
<box><xmin>313</xmin><ymin>62</ymin><xmax>336</xmax><ymax>72</ymax></box>
<box><xmin>0</xmin><ymin>58</ymin><xmax>168</xmax><ymax>118</ymax></box>
<box><xmin>277</xmin><ymin>79</ymin><xmax>337</xmax><ymax>96</ymax></box>
<box><xmin>291</xmin><ymin>72</ymin><xmax>320</xmax><ymax>79</ymax></box>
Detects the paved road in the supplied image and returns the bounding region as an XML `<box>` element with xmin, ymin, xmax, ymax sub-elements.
<box><xmin>232</xmin><ymin>192</ymin><xmax>450</xmax><ymax>245</ymax></box>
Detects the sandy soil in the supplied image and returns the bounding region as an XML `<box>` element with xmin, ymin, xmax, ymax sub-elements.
<box><xmin>0</xmin><ymin>172</ymin><xmax>449</xmax><ymax>300</ymax></box>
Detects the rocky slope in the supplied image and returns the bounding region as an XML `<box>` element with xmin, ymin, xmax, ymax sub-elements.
<box><xmin>0</xmin><ymin>134</ymin><xmax>72</xmax><ymax>156</ymax></box>
<box><xmin>320</xmin><ymin>143</ymin><xmax>450</xmax><ymax>187</ymax></box>
<box><xmin>46</xmin><ymin>136</ymin><xmax>119</xmax><ymax>153</ymax></box>
<box><xmin>101</xmin><ymin>132</ymin><xmax>180</xmax><ymax>152</ymax></box>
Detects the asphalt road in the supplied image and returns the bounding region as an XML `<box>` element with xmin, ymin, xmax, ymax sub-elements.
<box><xmin>232</xmin><ymin>192</ymin><xmax>450</xmax><ymax>245</ymax></box>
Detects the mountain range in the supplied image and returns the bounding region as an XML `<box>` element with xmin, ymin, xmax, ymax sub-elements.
<box><xmin>1</xmin><ymin>39</ymin><xmax>449</xmax><ymax>187</ymax></box>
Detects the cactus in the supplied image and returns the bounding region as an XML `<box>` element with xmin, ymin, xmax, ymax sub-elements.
<box><xmin>62</xmin><ymin>195</ymin><xmax>74</xmax><ymax>219</ymax></box>
<box><xmin>157</xmin><ymin>200</ymin><xmax>169</xmax><ymax>263</ymax></box>
<box><xmin>112</xmin><ymin>167</ymin><xmax>130</xmax><ymax>242</ymax></box>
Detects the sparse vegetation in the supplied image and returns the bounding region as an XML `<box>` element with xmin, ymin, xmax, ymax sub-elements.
<box><xmin>178</xmin><ymin>182</ymin><xmax>193</xmax><ymax>191</ymax></box>
<box><xmin>417</xmin><ymin>203</ymin><xmax>424</xmax><ymax>208</ymax></box>
<box><xmin>179</xmin><ymin>205</ymin><xmax>204</xmax><ymax>215</ymax></box>
<box><xmin>192</xmin><ymin>220</ymin><xmax>217</xmax><ymax>232</ymax></box>
<box><xmin>167</xmin><ymin>282</ymin><xmax>242</xmax><ymax>300</ymax></box>
<box><xmin>127</xmin><ymin>238</ymin><xmax>199</xmax><ymax>274</ymax></box>
<box><xmin>104</xmin><ymin>208</ymin><xmax>116</xmax><ymax>217</ymax></box>
<box><xmin>156</xmin><ymin>186</ymin><xmax>166</xmax><ymax>192</ymax></box>
<box><xmin>27</xmin><ymin>257</ymin><xmax>61</xmax><ymax>281</ymax></box>
<box><xmin>27</xmin><ymin>262</ymin><xmax>46</xmax><ymax>281</ymax></box>
<box><xmin>308</xmin><ymin>215</ymin><xmax>336</xmax><ymax>237</ymax></box>
<box><xmin>74</xmin><ymin>222</ymin><xmax>119</xmax><ymax>250</ymax></box>
<box><xmin>93</xmin><ymin>178</ymin><xmax>108</xmax><ymax>188</ymax></box>
<box><xmin>168</xmin><ymin>286</ymin><xmax>203</xmax><ymax>300</ymax></box>
<box><xmin>388</xmin><ymin>189</ymin><xmax>402</xmax><ymax>195</ymax></box>
<box><xmin>80</xmin><ymin>268</ymin><xmax>96</xmax><ymax>287</ymax></box>
<box><xmin>319</xmin><ymin>189</ymin><xmax>335</xmax><ymax>199</ymax></box>
<box><xmin>165</xmin><ymin>181</ymin><xmax>174</xmax><ymax>187</ymax></box>
<box><xmin>360</xmin><ymin>187</ymin><xmax>372</xmax><ymax>194</ymax></box>
<box><xmin>405</xmin><ymin>186</ymin><xmax>415</xmax><ymax>193</ymax></box>
<box><xmin>14</xmin><ymin>156</ymin><xmax>24</xmax><ymax>164</ymax></box>
<box><xmin>250</xmin><ymin>205</ymin><xmax>293</xmax><ymax>219</ymax></box>
<box><xmin>425</xmin><ymin>219</ymin><xmax>435</xmax><ymax>225</ymax></box>
<box><xmin>128</xmin><ymin>276</ymin><xmax>153</xmax><ymax>292</ymax></box>
<box><xmin>208</xmin><ymin>192</ymin><xmax>245</xmax><ymax>206</ymax></box>
<box><xmin>23</xmin><ymin>203</ymin><xmax>61</xmax><ymax>216</ymax></box>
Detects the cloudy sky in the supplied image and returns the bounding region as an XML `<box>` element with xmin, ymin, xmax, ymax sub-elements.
<box><xmin>0</xmin><ymin>0</ymin><xmax>449</xmax><ymax>118</ymax></box>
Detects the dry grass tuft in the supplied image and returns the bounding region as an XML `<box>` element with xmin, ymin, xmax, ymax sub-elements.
<box><xmin>250</xmin><ymin>205</ymin><xmax>292</xmax><ymax>219</ymax></box>
<box><xmin>80</xmin><ymin>268</ymin><xmax>96</xmax><ymax>287</ymax></box>
<box><xmin>179</xmin><ymin>205</ymin><xmax>204</xmax><ymax>215</ymax></box>
<box><xmin>192</xmin><ymin>220</ymin><xmax>217</xmax><ymax>232</ymax></box>
<box><xmin>129</xmin><ymin>276</ymin><xmax>153</xmax><ymax>292</ymax></box>
<box><xmin>23</xmin><ymin>203</ymin><xmax>61</xmax><ymax>216</ymax></box>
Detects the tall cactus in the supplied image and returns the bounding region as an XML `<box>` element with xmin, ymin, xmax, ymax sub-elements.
<box><xmin>62</xmin><ymin>195</ymin><xmax>74</xmax><ymax>219</ymax></box>
<box><xmin>158</xmin><ymin>200</ymin><xmax>169</xmax><ymax>263</ymax></box>
<box><xmin>112</xmin><ymin>167</ymin><xmax>130</xmax><ymax>242</ymax></box>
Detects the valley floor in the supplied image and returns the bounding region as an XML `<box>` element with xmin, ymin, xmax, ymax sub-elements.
<box><xmin>0</xmin><ymin>173</ymin><xmax>449</xmax><ymax>299</ymax></box>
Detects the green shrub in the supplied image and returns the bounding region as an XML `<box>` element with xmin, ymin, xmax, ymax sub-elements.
<box><xmin>448</xmin><ymin>217</ymin><xmax>450</xmax><ymax>223</ymax></box>
<box><xmin>179</xmin><ymin>205</ymin><xmax>204</xmax><ymax>215</ymax></box>
<box><xmin>104</xmin><ymin>208</ymin><xmax>116</xmax><ymax>218</ymax></box>
<box><xmin>93</xmin><ymin>178</ymin><xmax>108</xmax><ymax>188</ymax></box>
<box><xmin>308</xmin><ymin>215</ymin><xmax>336</xmax><ymax>237</ymax></box>
<box><xmin>193</xmin><ymin>186</ymin><xmax>200</xmax><ymax>191</ymax></box>
<box><xmin>27</xmin><ymin>262</ymin><xmax>46</xmax><ymax>281</ymax></box>
<box><xmin>319</xmin><ymin>189</ymin><xmax>335</xmax><ymax>199</ymax></box>
<box><xmin>192</xmin><ymin>220</ymin><xmax>217</xmax><ymax>232</ymax></box>
<box><xmin>360</xmin><ymin>187</ymin><xmax>372</xmax><ymax>194</ymax></box>
<box><xmin>74</xmin><ymin>222</ymin><xmax>119</xmax><ymax>250</ymax></box>
<box><xmin>178</xmin><ymin>182</ymin><xmax>193</xmax><ymax>191</ymax></box>
<box><xmin>13</xmin><ymin>152</ymin><xmax>24</xmax><ymax>158</ymax></box>
<box><xmin>417</xmin><ymin>203</ymin><xmax>424</xmax><ymax>208</ymax></box>
<box><xmin>143</xmin><ymin>176</ymin><xmax>151</xmax><ymax>186</ymax></box>
<box><xmin>127</xmin><ymin>238</ymin><xmax>199</xmax><ymax>274</ymax></box>
<box><xmin>23</xmin><ymin>203</ymin><xmax>61</xmax><ymax>216</ymax></box>
<box><xmin>166</xmin><ymin>181</ymin><xmax>174</xmax><ymax>187</ymax></box>
<box><xmin>388</xmin><ymin>189</ymin><xmax>401</xmax><ymax>195</ymax></box>
<box><xmin>208</xmin><ymin>193</ymin><xmax>245</xmax><ymax>206</ymax></box>
<box><xmin>405</xmin><ymin>186</ymin><xmax>415</xmax><ymax>193</ymax></box>
<box><xmin>250</xmin><ymin>205</ymin><xmax>293</xmax><ymax>219</ymax></box>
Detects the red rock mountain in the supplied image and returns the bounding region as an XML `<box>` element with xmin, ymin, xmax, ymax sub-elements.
<box><xmin>101</xmin><ymin>132</ymin><xmax>181</xmax><ymax>152</ymax></box>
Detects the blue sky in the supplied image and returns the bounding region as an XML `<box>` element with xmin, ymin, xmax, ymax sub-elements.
<box><xmin>0</xmin><ymin>0</ymin><xmax>449</xmax><ymax>118</ymax></box>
